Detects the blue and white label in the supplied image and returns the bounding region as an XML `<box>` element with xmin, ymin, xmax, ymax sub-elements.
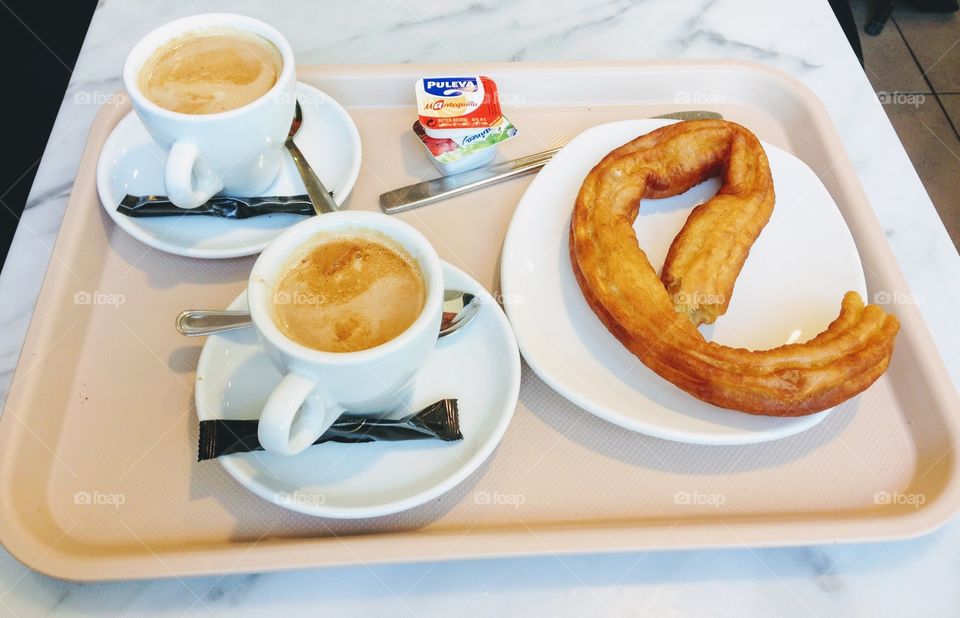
<box><xmin>422</xmin><ymin>77</ymin><xmax>480</xmax><ymax>97</ymax></box>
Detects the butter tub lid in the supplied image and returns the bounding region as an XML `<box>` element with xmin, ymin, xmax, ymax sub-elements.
<box><xmin>415</xmin><ymin>76</ymin><xmax>503</xmax><ymax>132</ymax></box>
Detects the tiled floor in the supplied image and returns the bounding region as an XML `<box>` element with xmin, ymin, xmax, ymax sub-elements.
<box><xmin>853</xmin><ymin>0</ymin><xmax>960</xmax><ymax>249</ymax></box>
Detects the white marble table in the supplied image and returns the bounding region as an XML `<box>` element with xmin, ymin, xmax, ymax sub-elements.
<box><xmin>2</xmin><ymin>0</ymin><xmax>959</xmax><ymax>615</ymax></box>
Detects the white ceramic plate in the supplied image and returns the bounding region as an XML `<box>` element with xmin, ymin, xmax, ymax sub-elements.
<box><xmin>96</xmin><ymin>82</ymin><xmax>362</xmax><ymax>258</ymax></box>
<box><xmin>501</xmin><ymin>119</ymin><xmax>867</xmax><ymax>445</ymax></box>
<box><xmin>195</xmin><ymin>262</ymin><xmax>520</xmax><ymax>518</ymax></box>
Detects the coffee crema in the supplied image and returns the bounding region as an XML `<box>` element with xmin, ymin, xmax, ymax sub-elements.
<box><xmin>273</xmin><ymin>236</ymin><xmax>426</xmax><ymax>353</ymax></box>
<box><xmin>138</xmin><ymin>28</ymin><xmax>282</xmax><ymax>115</ymax></box>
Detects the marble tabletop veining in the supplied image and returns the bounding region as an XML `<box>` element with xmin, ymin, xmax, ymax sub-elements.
<box><xmin>1</xmin><ymin>0</ymin><xmax>959</xmax><ymax>615</ymax></box>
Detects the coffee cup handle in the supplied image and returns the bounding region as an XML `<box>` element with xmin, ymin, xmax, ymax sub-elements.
<box><xmin>164</xmin><ymin>141</ymin><xmax>224</xmax><ymax>209</ymax></box>
<box><xmin>258</xmin><ymin>373</ymin><xmax>338</xmax><ymax>456</ymax></box>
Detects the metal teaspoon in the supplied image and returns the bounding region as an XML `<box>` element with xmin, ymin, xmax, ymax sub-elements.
<box><xmin>175</xmin><ymin>290</ymin><xmax>479</xmax><ymax>339</ymax></box>
<box><xmin>286</xmin><ymin>101</ymin><xmax>340</xmax><ymax>215</ymax></box>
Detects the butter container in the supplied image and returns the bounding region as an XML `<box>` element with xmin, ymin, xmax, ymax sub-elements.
<box><xmin>413</xmin><ymin>116</ymin><xmax>518</xmax><ymax>175</ymax></box>
<box><xmin>416</xmin><ymin>76</ymin><xmax>504</xmax><ymax>139</ymax></box>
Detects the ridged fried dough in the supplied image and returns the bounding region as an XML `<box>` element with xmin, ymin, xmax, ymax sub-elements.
<box><xmin>569</xmin><ymin>120</ymin><xmax>899</xmax><ymax>416</ymax></box>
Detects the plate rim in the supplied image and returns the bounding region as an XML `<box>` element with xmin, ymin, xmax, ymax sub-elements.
<box><xmin>194</xmin><ymin>261</ymin><xmax>521</xmax><ymax>518</ymax></box>
<box><xmin>95</xmin><ymin>81</ymin><xmax>363</xmax><ymax>259</ymax></box>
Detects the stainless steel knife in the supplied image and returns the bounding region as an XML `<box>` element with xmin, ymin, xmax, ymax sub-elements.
<box><xmin>379</xmin><ymin>110</ymin><xmax>723</xmax><ymax>214</ymax></box>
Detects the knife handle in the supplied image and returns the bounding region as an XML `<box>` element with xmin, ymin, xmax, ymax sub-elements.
<box><xmin>379</xmin><ymin>147</ymin><xmax>562</xmax><ymax>214</ymax></box>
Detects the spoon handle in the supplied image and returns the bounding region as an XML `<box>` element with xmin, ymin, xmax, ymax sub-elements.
<box><xmin>285</xmin><ymin>138</ymin><xmax>339</xmax><ymax>215</ymax></box>
<box><xmin>176</xmin><ymin>310</ymin><xmax>252</xmax><ymax>336</ymax></box>
<box><xmin>177</xmin><ymin>290</ymin><xmax>478</xmax><ymax>338</ymax></box>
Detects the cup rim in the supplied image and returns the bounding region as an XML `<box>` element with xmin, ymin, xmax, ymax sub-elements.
<box><xmin>248</xmin><ymin>212</ymin><xmax>444</xmax><ymax>364</ymax></box>
<box><xmin>122</xmin><ymin>13</ymin><xmax>296</xmax><ymax>122</ymax></box>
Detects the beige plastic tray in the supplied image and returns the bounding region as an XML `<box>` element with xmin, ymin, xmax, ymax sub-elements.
<box><xmin>1</xmin><ymin>61</ymin><xmax>959</xmax><ymax>582</ymax></box>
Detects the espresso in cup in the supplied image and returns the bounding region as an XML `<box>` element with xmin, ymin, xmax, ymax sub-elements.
<box><xmin>273</xmin><ymin>235</ymin><xmax>426</xmax><ymax>353</ymax></box>
<box><xmin>137</xmin><ymin>27</ymin><xmax>282</xmax><ymax>115</ymax></box>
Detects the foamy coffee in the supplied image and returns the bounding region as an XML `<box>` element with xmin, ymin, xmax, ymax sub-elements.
<box><xmin>273</xmin><ymin>235</ymin><xmax>427</xmax><ymax>353</ymax></box>
<box><xmin>138</xmin><ymin>27</ymin><xmax>282</xmax><ymax>114</ymax></box>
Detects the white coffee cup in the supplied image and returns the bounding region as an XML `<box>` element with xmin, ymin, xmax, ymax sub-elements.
<box><xmin>122</xmin><ymin>14</ymin><xmax>296</xmax><ymax>209</ymax></box>
<box><xmin>248</xmin><ymin>212</ymin><xmax>444</xmax><ymax>456</ymax></box>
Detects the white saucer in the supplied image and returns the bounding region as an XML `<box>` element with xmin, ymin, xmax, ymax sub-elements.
<box><xmin>195</xmin><ymin>262</ymin><xmax>520</xmax><ymax>518</ymax></box>
<box><xmin>501</xmin><ymin>119</ymin><xmax>867</xmax><ymax>446</ymax></box>
<box><xmin>96</xmin><ymin>82</ymin><xmax>362</xmax><ymax>259</ymax></box>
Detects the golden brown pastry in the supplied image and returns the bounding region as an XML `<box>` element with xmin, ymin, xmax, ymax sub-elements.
<box><xmin>569</xmin><ymin>119</ymin><xmax>899</xmax><ymax>416</ymax></box>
